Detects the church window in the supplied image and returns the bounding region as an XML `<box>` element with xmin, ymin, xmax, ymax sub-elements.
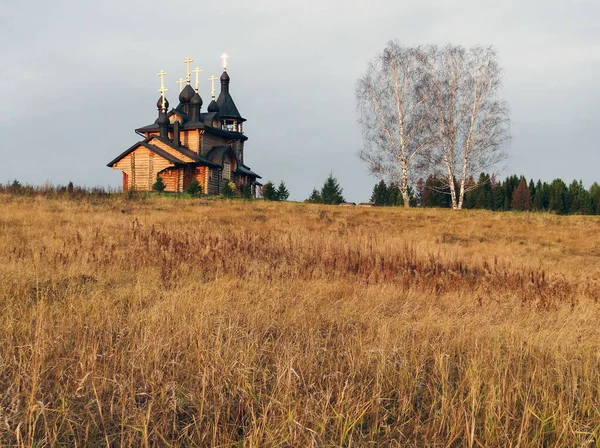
<box><xmin>223</xmin><ymin>158</ymin><xmax>231</xmax><ymax>180</ymax></box>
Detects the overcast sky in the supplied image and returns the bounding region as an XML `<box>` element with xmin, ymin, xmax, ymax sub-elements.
<box><xmin>1</xmin><ymin>0</ymin><xmax>598</xmax><ymax>202</ymax></box>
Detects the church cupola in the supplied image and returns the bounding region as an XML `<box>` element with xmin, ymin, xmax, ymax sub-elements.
<box><xmin>189</xmin><ymin>65</ymin><xmax>203</xmax><ymax>122</ymax></box>
<box><xmin>216</xmin><ymin>54</ymin><xmax>246</xmax><ymax>132</ymax></box>
<box><xmin>220</xmin><ymin>70</ymin><xmax>230</xmax><ymax>93</ymax></box>
<box><xmin>177</xmin><ymin>56</ymin><xmax>196</xmax><ymax>116</ymax></box>
<box><xmin>156</xmin><ymin>70</ymin><xmax>170</xmax><ymax>139</ymax></box>
<box><xmin>190</xmin><ymin>92</ymin><xmax>203</xmax><ymax>121</ymax></box>
<box><xmin>207</xmin><ymin>73</ymin><xmax>220</xmax><ymax>113</ymax></box>
<box><xmin>157</xmin><ymin>96</ymin><xmax>170</xmax><ymax>139</ymax></box>
<box><xmin>156</xmin><ymin>95</ymin><xmax>169</xmax><ymax>112</ymax></box>
<box><xmin>178</xmin><ymin>84</ymin><xmax>195</xmax><ymax>115</ymax></box>
<box><xmin>207</xmin><ymin>100</ymin><xmax>219</xmax><ymax>113</ymax></box>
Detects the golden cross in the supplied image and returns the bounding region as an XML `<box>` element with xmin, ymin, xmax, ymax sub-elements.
<box><xmin>193</xmin><ymin>67</ymin><xmax>202</xmax><ymax>91</ymax></box>
<box><xmin>221</xmin><ymin>53</ymin><xmax>229</xmax><ymax>71</ymax></box>
<box><xmin>183</xmin><ymin>56</ymin><xmax>194</xmax><ymax>83</ymax></box>
<box><xmin>158</xmin><ymin>85</ymin><xmax>169</xmax><ymax>110</ymax></box>
<box><xmin>157</xmin><ymin>70</ymin><xmax>167</xmax><ymax>91</ymax></box>
<box><xmin>177</xmin><ymin>77</ymin><xmax>185</xmax><ymax>92</ymax></box>
<box><xmin>208</xmin><ymin>75</ymin><xmax>218</xmax><ymax>100</ymax></box>
<box><xmin>157</xmin><ymin>70</ymin><xmax>168</xmax><ymax>111</ymax></box>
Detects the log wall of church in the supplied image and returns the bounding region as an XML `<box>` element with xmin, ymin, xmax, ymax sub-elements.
<box><xmin>158</xmin><ymin>168</ymin><xmax>180</xmax><ymax>192</ymax></box>
<box><xmin>181</xmin><ymin>130</ymin><xmax>201</xmax><ymax>153</ymax></box>
<box><xmin>232</xmin><ymin>140</ymin><xmax>244</xmax><ymax>164</ymax></box>
<box><xmin>195</xmin><ymin>166</ymin><xmax>208</xmax><ymax>193</ymax></box>
<box><xmin>114</xmin><ymin>154</ymin><xmax>133</xmax><ymax>191</ymax></box>
<box><xmin>207</xmin><ymin>168</ymin><xmax>220</xmax><ymax>195</ymax></box>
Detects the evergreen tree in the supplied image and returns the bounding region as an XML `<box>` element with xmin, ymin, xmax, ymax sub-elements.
<box><xmin>579</xmin><ymin>188</ymin><xmax>593</xmax><ymax>215</ymax></box>
<box><xmin>306</xmin><ymin>188</ymin><xmax>323</xmax><ymax>203</ymax></box>
<box><xmin>502</xmin><ymin>175</ymin><xmax>519</xmax><ymax>211</ymax></box>
<box><xmin>533</xmin><ymin>180</ymin><xmax>545</xmax><ymax>211</ymax></box>
<box><xmin>320</xmin><ymin>173</ymin><xmax>345</xmax><ymax>205</ymax></box>
<box><xmin>528</xmin><ymin>179</ymin><xmax>536</xmax><ymax>200</ymax></box>
<box><xmin>510</xmin><ymin>179</ymin><xmax>533</xmax><ymax>211</ymax></box>
<box><xmin>589</xmin><ymin>182</ymin><xmax>600</xmax><ymax>214</ymax></box>
<box><xmin>263</xmin><ymin>181</ymin><xmax>277</xmax><ymax>201</ymax></box>
<box><xmin>152</xmin><ymin>175</ymin><xmax>166</xmax><ymax>192</ymax></box>
<box><xmin>566</xmin><ymin>179</ymin><xmax>582</xmax><ymax>213</ymax></box>
<box><xmin>491</xmin><ymin>180</ymin><xmax>505</xmax><ymax>211</ymax></box>
<box><xmin>474</xmin><ymin>173</ymin><xmax>492</xmax><ymax>209</ymax></box>
<box><xmin>548</xmin><ymin>179</ymin><xmax>568</xmax><ymax>214</ymax></box>
<box><xmin>370</xmin><ymin>180</ymin><xmax>388</xmax><ymax>206</ymax></box>
<box><xmin>276</xmin><ymin>181</ymin><xmax>290</xmax><ymax>201</ymax></box>
<box><xmin>388</xmin><ymin>182</ymin><xmax>401</xmax><ymax>206</ymax></box>
<box><xmin>464</xmin><ymin>188</ymin><xmax>476</xmax><ymax>209</ymax></box>
<box><xmin>533</xmin><ymin>189</ymin><xmax>545</xmax><ymax>211</ymax></box>
<box><xmin>67</xmin><ymin>181</ymin><xmax>74</xmax><ymax>194</ymax></box>
<box><xmin>542</xmin><ymin>182</ymin><xmax>552</xmax><ymax>209</ymax></box>
<box><xmin>186</xmin><ymin>179</ymin><xmax>202</xmax><ymax>196</ymax></box>
<box><xmin>422</xmin><ymin>176</ymin><xmax>451</xmax><ymax>208</ymax></box>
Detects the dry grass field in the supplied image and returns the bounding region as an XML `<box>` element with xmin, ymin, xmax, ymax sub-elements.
<box><xmin>1</xmin><ymin>194</ymin><xmax>600</xmax><ymax>447</ymax></box>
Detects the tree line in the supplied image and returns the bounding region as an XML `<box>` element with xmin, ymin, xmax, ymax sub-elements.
<box><xmin>262</xmin><ymin>174</ymin><xmax>346</xmax><ymax>205</ymax></box>
<box><xmin>372</xmin><ymin>175</ymin><xmax>600</xmax><ymax>214</ymax></box>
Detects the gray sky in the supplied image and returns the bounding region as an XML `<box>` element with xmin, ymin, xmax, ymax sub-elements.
<box><xmin>1</xmin><ymin>0</ymin><xmax>598</xmax><ymax>202</ymax></box>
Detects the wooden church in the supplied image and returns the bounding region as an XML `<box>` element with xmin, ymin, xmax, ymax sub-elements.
<box><xmin>107</xmin><ymin>56</ymin><xmax>261</xmax><ymax>196</ymax></box>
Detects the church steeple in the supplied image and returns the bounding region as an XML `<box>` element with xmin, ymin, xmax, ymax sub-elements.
<box><xmin>157</xmin><ymin>70</ymin><xmax>169</xmax><ymax>138</ymax></box>
<box><xmin>216</xmin><ymin>55</ymin><xmax>245</xmax><ymax>131</ymax></box>
<box><xmin>207</xmin><ymin>74</ymin><xmax>220</xmax><ymax>113</ymax></box>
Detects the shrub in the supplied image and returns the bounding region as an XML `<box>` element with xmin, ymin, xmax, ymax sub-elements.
<box><xmin>152</xmin><ymin>176</ymin><xmax>167</xmax><ymax>193</ymax></box>
<box><xmin>186</xmin><ymin>180</ymin><xmax>202</xmax><ymax>197</ymax></box>
<box><xmin>222</xmin><ymin>181</ymin><xmax>236</xmax><ymax>198</ymax></box>
<box><xmin>306</xmin><ymin>188</ymin><xmax>322</xmax><ymax>204</ymax></box>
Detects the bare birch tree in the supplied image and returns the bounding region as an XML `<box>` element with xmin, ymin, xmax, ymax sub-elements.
<box><xmin>356</xmin><ymin>41</ymin><xmax>432</xmax><ymax>207</ymax></box>
<box><xmin>422</xmin><ymin>45</ymin><xmax>510</xmax><ymax>209</ymax></box>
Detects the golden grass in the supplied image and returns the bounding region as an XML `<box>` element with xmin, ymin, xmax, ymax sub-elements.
<box><xmin>1</xmin><ymin>195</ymin><xmax>599</xmax><ymax>446</ymax></box>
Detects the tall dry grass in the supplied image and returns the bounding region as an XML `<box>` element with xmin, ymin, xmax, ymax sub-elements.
<box><xmin>1</xmin><ymin>194</ymin><xmax>600</xmax><ymax>446</ymax></box>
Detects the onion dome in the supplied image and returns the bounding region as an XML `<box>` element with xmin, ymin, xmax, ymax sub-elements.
<box><xmin>220</xmin><ymin>71</ymin><xmax>230</xmax><ymax>83</ymax></box>
<box><xmin>156</xmin><ymin>95</ymin><xmax>169</xmax><ymax>110</ymax></box>
<box><xmin>190</xmin><ymin>92</ymin><xmax>203</xmax><ymax>109</ymax></box>
<box><xmin>207</xmin><ymin>99</ymin><xmax>219</xmax><ymax>113</ymax></box>
<box><xmin>179</xmin><ymin>84</ymin><xmax>195</xmax><ymax>104</ymax></box>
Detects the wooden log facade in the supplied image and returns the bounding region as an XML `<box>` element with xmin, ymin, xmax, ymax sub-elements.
<box><xmin>107</xmin><ymin>67</ymin><xmax>261</xmax><ymax>196</ymax></box>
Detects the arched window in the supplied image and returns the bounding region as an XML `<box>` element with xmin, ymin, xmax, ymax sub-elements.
<box><xmin>222</xmin><ymin>152</ymin><xmax>237</xmax><ymax>180</ymax></box>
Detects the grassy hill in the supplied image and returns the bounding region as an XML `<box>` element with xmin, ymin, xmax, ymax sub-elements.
<box><xmin>1</xmin><ymin>195</ymin><xmax>599</xmax><ymax>446</ymax></box>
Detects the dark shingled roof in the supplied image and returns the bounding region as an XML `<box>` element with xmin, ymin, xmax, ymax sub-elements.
<box><xmin>107</xmin><ymin>139</ymin><xmax>184</xmax><ymax>167</ymax></box>
<box><xmin>205</xmin><ymin>146</ymin><xmax>261</xmax><ymax>179</ymax></box>
<box><xmin>237</xmin><ymin>164</ymin><xmax>261</xmax><ymax>179</ymax></box>
<box><xmin>216</xmin><ymin>91</ymin><xmax>246</xmax><ymax>122</ymax></box>
<box><xmin>141</xmin><ymin>142</ymin><xmax>184</xmax><ymax>164</ymax></box>
<box><xmin>206</xmin><ymin>145</ymin><xmax>234</xmax><ymax>165</ymax></box>
<box><xmin>150</xmin><ymin>135</ymin><xmax>219</xmax><ymax>167</ymax></box>
<box><xmin>107</xmin><ymin>135</ymin><xmax>220</xmax><ymax>168</ymax></box>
